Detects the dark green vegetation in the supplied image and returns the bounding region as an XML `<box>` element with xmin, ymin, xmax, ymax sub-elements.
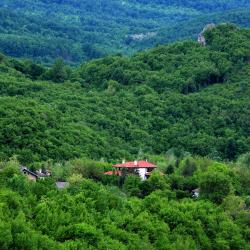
<box><xmin>0</xmin><ymin>0</ymin><xmax>250</xmax><ymax>63</ymax></box>
<box><xmin>0</xmin><ymin>21</ymin><xmax>250</xmax><ymax>249</ymax></box>
<box><xmin>0</xmin><ymin>24</ymin><xmax>249</xmax><ymax>164</ymax></box>
<box><xmin>0</xmin><ymin>152</ymin><xmax>249</xmax><ymax>249</ymax></box>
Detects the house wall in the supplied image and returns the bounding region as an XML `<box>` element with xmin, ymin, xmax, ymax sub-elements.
<box><xmin>138</xmin><ymin>168</ymin><xmax>147</xmax><ymax>180</ymax></box>
<box><xmin>27</xmin><ymin>173</ymin><xmax>37</xmax><ymax>181</ymax></box>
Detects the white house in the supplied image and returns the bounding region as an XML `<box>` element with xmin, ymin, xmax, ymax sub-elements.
<box><xmin>104</xmin><ymin>160</ymin><xmax>157</xmax><ymax>180</ymax></box>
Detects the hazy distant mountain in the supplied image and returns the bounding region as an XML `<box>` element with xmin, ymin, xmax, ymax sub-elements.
<box><xmin>0</xmin><ymin>0</ymin><xmax>250</xmax><ymax>63</ymax></box>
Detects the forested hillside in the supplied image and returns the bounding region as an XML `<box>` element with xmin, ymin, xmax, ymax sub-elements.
<box><xmin>0</xmin><ymin>21</ymin><xmax>250</xmax><ymax>249</ymax></box>
<box><xmin>0</xmin><ymin>0</ymin><xmax>250</xmax><ymax>63</ymax></box>
<box><xmin>0</xmin><ymin>24</ymin><xmax>249</xmax><ymax>164</ymax></box>
<box><xmin>0</xmin><ymin>153</ymin><xmax>250</xmax><ymax>249</ymax></box>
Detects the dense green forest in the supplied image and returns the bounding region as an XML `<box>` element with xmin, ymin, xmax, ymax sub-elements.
<box><xmin>0</xmin><ymin>24</ymin><xmax>249</xmax><ymax>164</ymax></box>
<box><xmin>0</xmin><ymin>19</ymin><xmax>250</xmax><ymax>249</ymax></box>
<box><xmin>0</xmin><ymin>151</ymin><xmax>249</xmax><ymax>249</ymax></box>
<box><xmin>0</xmin><ymin>0</ymin><xmax>250</xmax><ymax>63</ymax></box>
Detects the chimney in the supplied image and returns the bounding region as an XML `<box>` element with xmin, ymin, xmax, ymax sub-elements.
<box><xmin>122</xmin><ymin>159</ymin><xmax>125</xmax><ymax>164</ymax></box>
<box><xmin>134</xmin><ymin>160</ymin><xmax>138</xmax><ymax>166</ymax></box>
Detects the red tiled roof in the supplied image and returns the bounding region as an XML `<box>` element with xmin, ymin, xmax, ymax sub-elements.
<box><xmin>104</xmin><ymin>170</ymin><xmax>122</xmax><ymax>176</ymax></box>
<box><xmin>113</xmin><ymin>160</ymin><xmax>156</xmax><ymax>169</ymax></box>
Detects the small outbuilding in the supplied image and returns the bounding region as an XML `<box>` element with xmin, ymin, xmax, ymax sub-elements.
<box><xmin>20</xmin><ymin>166</ymin><xmax>39</xmax><ymax>181</ymax></box>
<box><xmin>20</xmin><ymin>166</ymin><xmax>51</xmax><ymax>181</ymax></box>
<box><xmin>56</xmin><ymin>182</ymin><xmax>69</xmax><ymax>189</ymax></box>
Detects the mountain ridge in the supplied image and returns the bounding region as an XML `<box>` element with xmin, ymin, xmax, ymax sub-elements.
<box><xmin>0</xmin><ymin>0</ymin><xmax>250</xmax><ymax>63</ymax></box>
<box><xmin>0</xmin><ymin>24</ymin><xmax>249</xmax><ymax>164</ymax></box>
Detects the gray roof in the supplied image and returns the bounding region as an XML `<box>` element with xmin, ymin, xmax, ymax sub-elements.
<box><xmin>56</xmin><ymin>182</ymin><xmax>69</xmax><ymax>189</ymax></box>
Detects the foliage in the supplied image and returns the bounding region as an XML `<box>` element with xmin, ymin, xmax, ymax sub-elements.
<box><xmin>0</xmin><ymin>1</ymin><xmax>250</xmax><ymax>63</ymax></box>
<box><xmin>0</xmin><ymin>4</ymin><xmax>249</xmax><ymax>248</ymax></box>
<box><xmin>200</xmin><ymin>169</ymin><xmax>233</xmax><ymax>204</ymax></box>
<box><xmin>0</xmin><ymin>24</ymin><xmax>250</xmax><ymax>164</ymax></box>
<box><xmin>0</xmin><ymin>154</ymin><xmax>249</xmax><ymax>249</ymax></box>
<box><xmin>237</xmin><ymin>152</ymin><xmax>250</xmax><ymax>169</ymax></box>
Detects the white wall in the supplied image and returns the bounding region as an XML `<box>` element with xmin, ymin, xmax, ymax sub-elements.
<box><xmin>138</xmin><ymin>168</ymin><xmax>147</xmax><ymax>180</ymax></box>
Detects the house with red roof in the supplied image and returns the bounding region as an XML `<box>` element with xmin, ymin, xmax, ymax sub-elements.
<box><xmin>104</xmin><ymin>160</ymin><xmax>157</xmax><ymax>180</ymax></box>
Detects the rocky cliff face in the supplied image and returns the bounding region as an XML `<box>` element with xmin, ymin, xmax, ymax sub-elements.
<box><xmin>198</xmin><ymin>23</ymin><xmax>216</xmax><ymax>45</ymax></box>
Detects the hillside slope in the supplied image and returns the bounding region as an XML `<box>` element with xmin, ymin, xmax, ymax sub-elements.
<box><xmin>0</xmin><ymin>24</ymin><xmax>249</xmax><ymax>164</ymax></box>
<box><xmin>0</xmin><ymin>0</ymin><xmax>250</xmax><ymax>63</ymax></box>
